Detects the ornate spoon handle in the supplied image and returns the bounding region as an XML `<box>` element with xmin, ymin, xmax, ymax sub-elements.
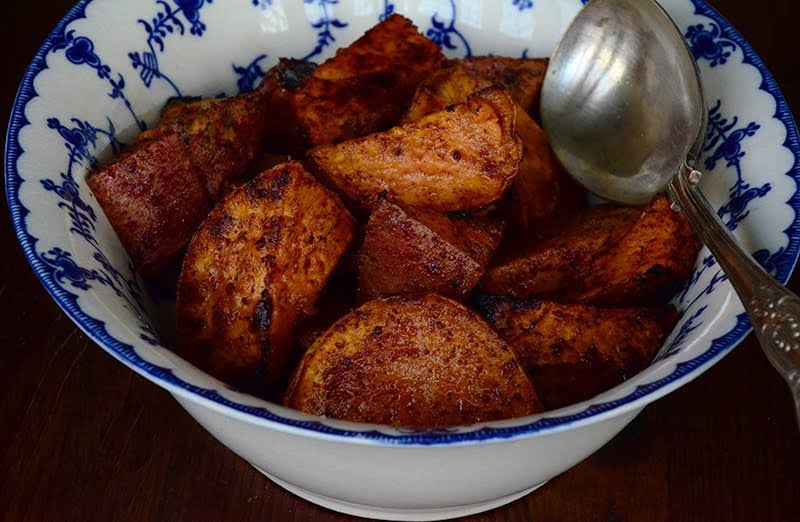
<box><xmin>668</xmin><ymin>164</ymin><xmax>800</xmax><ymax>429</ymax></box>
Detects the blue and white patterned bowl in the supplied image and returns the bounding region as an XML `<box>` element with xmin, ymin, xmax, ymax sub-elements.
<box><xmin>6</xmin><ymin>0</ymin><xmax>799</xmax><ymax>519</ymax></box>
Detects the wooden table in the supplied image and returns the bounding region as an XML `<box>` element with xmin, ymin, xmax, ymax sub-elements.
<box><xmin>2</xmin><ymin>1</ymin><xmax>799</xmax><ymax>520</ymax></box>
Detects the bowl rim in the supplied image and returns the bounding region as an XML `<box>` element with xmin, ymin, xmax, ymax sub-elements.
<box><xmin>6</xmin><ymin>0</ymin><xmax>800</xmax><ymax>445</ymax></box>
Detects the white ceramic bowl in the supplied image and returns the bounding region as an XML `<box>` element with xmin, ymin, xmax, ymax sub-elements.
<box><xmin>7</xmin><ymin>0</ymin><xmax>800</xmax><ymax>520</ymax></box>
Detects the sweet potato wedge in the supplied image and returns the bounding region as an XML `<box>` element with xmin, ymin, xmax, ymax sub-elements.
<box><xmin>357</xmin><ymin>200</ymin><xmax>505</xmax><ymax>301</ymax></box>
<box><xmin>284</xmin><ymin>294</ymin><xmax>542</xmax><ymax>427</ymax></box>
<box><xmin>307</xmin><ymin>85</ymin><xmax>523</xmax><ymax>212</ymax></box>
<box><xmin>175</xmin><ymin>161</ymin><xmax>355</xmax><ymax>398</ymax></box>
<box><xmin>474</xmin><ymin>294</ymin><xmax>676</xmax><ymax>409</ymax></box>
<box><xmin>457</xmin><ymin>56</ymin><xmax>548</xmax><ymax>118</ymax></box>
<box><xmin>401</xmin><ymin>64</ymin><xmax>582</xmax><ymax>227</ymax></box>
<box><xmin>482</xmin><ymin>204</ymin><xmax>641</xmax><ymax>299</ymax></box>
<box><xmin>88</xmin><ymin>92</ymin><xmax>269</xmax><ymax>276</ymax></box>
<box><xmin>570</xmin><ymin>196</ymin><xmax>700</xmax><ymax>305</ymax></box>
<box><xmin>293</xmin><ymin>14</ymin><xmax>444</xmax><ymax>146</ymax></box>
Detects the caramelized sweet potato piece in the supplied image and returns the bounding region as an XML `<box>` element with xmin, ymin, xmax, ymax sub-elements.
<box><xmin>509</xmin><ymin>105</ymin><xmax>585</xmax><ymax>228</ymax></box>
<box><xmin>482</xmin><ymin>204</ymin><xmax>641</xmax><ymax>299</ymax></box>
<box><xmin>401</xmin><ymin>65</ymin><xmax>490</xmax><ymax>123</ymax></box>
<box><xmin>88</xmin><ymin>134</ymin><xmax>211</xmax><ymax>278</ymax></box>
<box><xmin>143</xmin><ymin>93</ymin><xmax>268</xmax><ymax>200</ymax></box>
<box><xmin>410</xmin><ymin>207</ymin><xmax>505</xmax><ymax>269</ymax></box>
<box><xmin>401</xmin><ymin>64</ymin><xmax>582</xmax><ymax>227</ymax></box>
<box><xmin>457</xmin><ymin>56</ymin><xmax>548</xmax><ymax>118</ymax></box>
<box><xmin>293</xmin><ymin>14</ymin><xmax>444</xmax><ymax>146</ymax></box>
<box><xmin>155</xmin><ymin>96</ymin><xmax>219</xmax><ymax>129</ymax></box>
<box><xmin>256</xmin><ymin>58</ymin><xmax>318</xmax><ymax>157</ymax></box>
<box><xmin>358</xmin><ymin>200</ymin><xmax>504</xmax><ymax>301</ymax></box>
<box><xmin>570</xmin><ymin>197</ymin><xmax>700</xmax><ymax>305</ymax></box>
<box><xmin>175</xmin><ymin>161</ymin><xmax>355</xmax><ymax>398</ymax></box>
<box><xmin>308</xmin><ymin>86</ymin><xmax>523</xmax><ymax>212</ymax></box>
<box><xmin>474</xmin><ymin>294</ymin><xmax>676</xmax><ymax>409</ymax></box>
<box><xmin>284</xmin><ymin>294</ymin><xmax>542</xmax><ymax>427</ymax></box>
<box><xmin>88</xmin><ymin>92</ymin><xmax>269</xmax><ymax>276</ymax></box>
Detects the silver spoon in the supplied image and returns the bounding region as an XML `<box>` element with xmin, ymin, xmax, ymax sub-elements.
<box><xmin>541</xmin><ymin>0</ymin><xmax>800</xmax><ymax>426</ymax></box>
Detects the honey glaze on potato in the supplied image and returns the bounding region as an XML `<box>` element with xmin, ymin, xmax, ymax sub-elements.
<box><xmin>284</xmin><ymin>294</ymin><xmax>543</xmax><ymax>428</ymax></box>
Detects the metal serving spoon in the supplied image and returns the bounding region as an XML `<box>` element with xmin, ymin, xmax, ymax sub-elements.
<box><xmin>540</xmin><ymin>0</ymin><xmax>800</xmax><ymax>426</ymax></box>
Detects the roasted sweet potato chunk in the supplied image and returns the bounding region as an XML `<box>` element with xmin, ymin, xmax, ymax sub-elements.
<box><xmin>401</xmin><ymin>65</ymin><xmax>490</xmax><ymax>123</ymax></box>
<box><xmin>358</xmin><ymin>200</ymin><xmax>504</xmax><ymax>301</ymax></box>
<box><xmin>293</xmin><ymin>14</ymin><xmax>444</xmax><ymax>146</ymax></box>
<box><xmin>88</xmin><ymin>133</ymin><xmax>211</xmax><ymax>278</ymax></box>
<box><xmin>457</xmin><ymin>56</ymin><xmax>548</xmax><ymax>117</ymax></box>
<box><xmin>88</xmin><ymin>92</ymin><xmax>269</xmax><ymax>276</ymax></box>
<box><xmin>482</xmin><ymin>204</ymin><xmax>641</xmax><ymax>299</ymax></box>
<box><xmin>284</xmin><ymin>294</ymin><xmax>542</xmax><ymax>427</ymax></box>
<box><xmin>308</xmin><ymin>86</ymin><xmax>523</xmax><ymax>212</ymax></box>
<box><xmin>256</xmin><ymin>58</ymin><xmax>318</xmax><ymax>157</ymax></box>
<box><xmin>175</xmin><ymin>161</ymin><xmax>355</xmax><ymax>398</ymax></box>
<box><xmin>570</xmin><ymin>196</ymin><xmax>700</xmax><ymax>305</ymax></box>
<box><xmin>401</xmin><ymin>64</ymin><xmax>582</xmax><ymax>227</ymax></box>
<box><xmin>474</xmin><ymin>294</ymin><xmax>676</xmax><ymax>409</ymax></box>
<box><xmin>144</xmin><ymin>92</ymin><xmax>268</xmax><ymax>200</ymax></box>
<box><xmin>410</xmin><ymin>207</ymin><xmax>505</xmax><ymax>269</ymax></box>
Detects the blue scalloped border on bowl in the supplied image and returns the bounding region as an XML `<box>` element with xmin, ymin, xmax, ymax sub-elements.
<box><xmin>5</xmin><ymin>0</ymin><xmax>800</xmax><ymax>445</ymax></box>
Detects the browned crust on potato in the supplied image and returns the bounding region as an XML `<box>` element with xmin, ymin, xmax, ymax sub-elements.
<box><xmin>155</xmin><ymin>96</ymin><xmax>221</xmax><ymax>129</ymax></box>
<box><xmin>284</xmin><ymin>294</ymin><xmax>542</xmax><ymax>427</ymax></box>
<box><xmin>88</xmin><ymin>92</ymin><xmax>269</xmax><ymax>277</ymax></box>
<box><xmin>175</xmin><ymin>161</ymin><xmax>355</xmax><ymax>398</ymax></box>
<box><xmin>401</xmin><ymin>65</ymin><xmax>490</xmax><ymax>123</ymax></box>
<box><xmin>482</xmin><ymin>204</ymin><xmax>641</xmax><ymax>299</ymax></box>
<box><xmin>293</xmin><ymin>14</ymin><xmax>444</xmax><ymax>147</ymax></box>
<box><xmin>357</xmin><ymin>200</ymin><xmax>504</xmax><ymax>301</ymax></box>
<box><xmin>256</xmin><ymin>58</ymin><xmax>318</xmax><ymax>157</ymax></box>
<box><xmin>401</xmin><ymin>64</ymin><xmax>583</xmax><ymax>227</ymax></box>
<box><xmin>144</xmin><ymin>93</ymin><xmax>268</xmax><ymax>200</ymax></box>
<box><xmin>474</xmin><ymin>294</ymin><xmax>676</xmax><ymax>409</ymax></box>
<box><xmin>457</xmin><ymin>56</ymin><xmax>548</xmax><ymax>118</ymax></box>
<box><xmin>570</xmin><ymin>197</ymin><xmax>701</xmax><ymax>305</ymax></box>
<box><xmin>408</xmin><ymin>207</ymin><xmax>506</xmax><ymax>269</ymax></box>
<box><xmin>87</xmin><ymin>133</ymin><xmax>212</xmax><ymax>278</ymax></box>
<box><xmin>307</xmin><ymin>85</ymin><xmax>523</xmax><ymax>212</ymax></box>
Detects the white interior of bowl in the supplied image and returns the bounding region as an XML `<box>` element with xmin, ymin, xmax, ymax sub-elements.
<box><xmin>6</xmin><ymin>0</ymin><xmax>800</xmax><ymax>444</ymax></box>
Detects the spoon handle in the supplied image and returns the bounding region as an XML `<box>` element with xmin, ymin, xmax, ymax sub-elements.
<box><xmin>668</xmin><ymin>164</ymin><xmax>800</xmax><ymax>429</ymax></box>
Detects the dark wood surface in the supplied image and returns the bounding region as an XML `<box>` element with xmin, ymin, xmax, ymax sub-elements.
<box><xmin>2</xmin><ymin>1</ymin><xmax>799</xmax><ymax>521</ymax></box>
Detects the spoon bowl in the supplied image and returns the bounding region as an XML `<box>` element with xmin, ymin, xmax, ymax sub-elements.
<box><xmin>541</xmin><ymin>0</ymin><xmax>800</xmax><ymax>425</ymax></box>
<box><xmin>541</xmin><ymin>0</ymin><xmax>704</xmax><ymax>205</ymax></box>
